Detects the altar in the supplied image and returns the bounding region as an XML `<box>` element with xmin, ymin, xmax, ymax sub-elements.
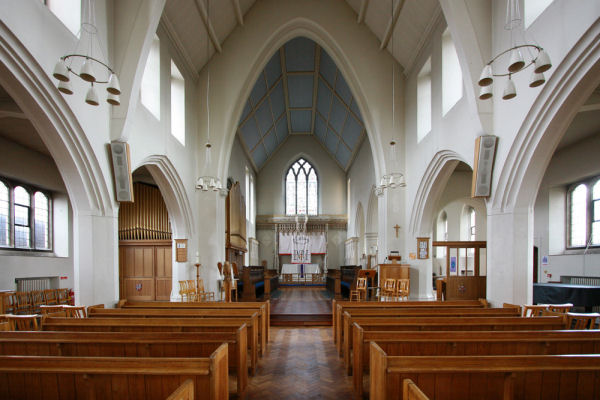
<box><xmin>281</xmin><ymin>263</ymin><xmax>320</xmax><ymax>275</ymax></box>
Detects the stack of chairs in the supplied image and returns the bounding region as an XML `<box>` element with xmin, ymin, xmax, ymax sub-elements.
<box><xmin>5</xmin><ymin>288</ymin><xmax>72</xmax><ymax>315</ymax></box>
<box><xmin>178</xmin><ymin>280</ymin><xmax>215</xmax><ymax>302</ymax></box>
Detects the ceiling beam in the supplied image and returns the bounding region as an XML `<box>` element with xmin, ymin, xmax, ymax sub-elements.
<box><xmin>380</xmin><ymin>0</ymin><xmax>406</xmax><ymax>50</ymax></box>
<box><xmin>0</xmin><ymin>99</ymin><xmax>25</xmax><ymax>119</ymax></box>
<box><xmin>0</xmin><ymin>110</ymin><xmax>27</xmax><ymax>120</ymax></box>
<box><xmin>357</xmin><ymin>0</ymin><xmax>370</xmax><ymax>24</ymax></box>
<box><xmin>158</xmin><ymin>16</ymin><xmax>199</xmax><ymax>82</ymax></box>
<box><xmin>579</xmin><ymin>103</ymin><xmax>600</xmax><ymax>113</ymax></box>
<box><xmin>232</xmin><ymin>0</ymin><xmax>244</xmax><ymax>26</ymax></box>
<box><xmin>279</xmin><ymin>48</ymin><xmax>293</xmax><ymax>136</ymax></box>
<box><xmin>193</xmin><ymin>0</ymin><xmax>222</xmax><ymax>54</ymax></box>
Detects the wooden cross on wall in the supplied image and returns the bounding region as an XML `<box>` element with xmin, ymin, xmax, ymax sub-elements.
<box><xmin>393</xmin><ymin>224</ymin><xmax>400</xmax><ymax>238</ymax></box>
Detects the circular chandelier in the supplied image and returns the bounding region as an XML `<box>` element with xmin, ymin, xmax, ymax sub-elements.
<box><xmin>52</xmin><ymin>4</ymin><xmax>120</xmax><ymax>106</ymax></box>
<box><xmin>478</xmin><ymin>0</ymin><xmax>551</xmax><ymax>100</ymax></box>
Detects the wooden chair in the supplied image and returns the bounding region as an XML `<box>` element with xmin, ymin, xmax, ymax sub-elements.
<box><xmin>39</xmin><ymin>305</ymin><xmax>65</xmax><ymax>315</ymax></box>
<box><xmin>350</xmin><ymin>277</ymin><xmax>367</xmax><ymax>302</ymax></box>
<box><xmin>548</xmin><ymin>303</ymin><xmax>573</xmax><ymax>313</ymax></box>
<box><xmin>0</xmin><ymin>321</ymin><xmax>9</xmax><ymax>331</ymax></box>
<box><xmin>57</xmin><ymin>288</ymin><xmax>72</xmax><ymax>305</ymax></box>
<box><xmin>522</xmin><ymin>304</ymin><xmax>549</xmax><ymax>317</ymax></box>
<box><xmin>63</xmin><ymin>305</ymin><xmax>87</xmax><ymax>318</ymax></box>
<box><xmin>30</xmin><ymin>290</ymin><xmax>46</xmax><ymax>313</ymax></box>
<box><xmin>566</xmin><ymin>312</ymin><xmax>600</xmax><ymax>329</ymax></box>
<box><xmin>231</xmin><ymin>262</ymin><xmax>239</xmax><ymax>301</ymax></box>
<box><xmin>381</xmin><ymin>279</ymin><xmax>396</xmax><ymax>298</ymax></box>
<box><xmin>178</xmin><ymin>280</ymin><xmax>189</xmax><ymax>301</ymax></box>
<box><xmin>14</xmin><ymin>292</ymin><xmax>31</xmax><ymax>314</ymax></box>
<box><xmin>196</xmin><ymin>279</ymin><xmax>215</xmax><ymax>302</ymax></box>
<box><xmin>396</xmin><ymin>278</ymin><xmax>410</xmax><ymax>300</ymax></box>
<box><xmin>3</xmin><ymin>292</ymin><xmax>17</xmax><ymax>314</ymax></box>
<box><xmin>6</xmin><ymin>314</ymin><xmax>40</xmax><ymax>331</ymax></box>
<box><xmin>43</xmin><ymin>289</ymin><xmax>58</xmax><ymax>305</ymax></box>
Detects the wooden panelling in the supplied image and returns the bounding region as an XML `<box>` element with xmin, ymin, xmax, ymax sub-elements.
<box><xmin>446</xmin><ymin>276</ymin><xmax>487</xmax><ymax>300</ymax></box>
<box><xmin>124</xmin><ymin>278</ymin><xmax>154</xmax><ymax>301</ymax></box>
<box><xmin>120</xmin><ymin>242</ymin><xmax>172</xmax><ymax>301</ymax></box>
<box><xmin>226</xmin><ymin>181</ymin><xmax>247</xmax><ymax>253</ymax></box>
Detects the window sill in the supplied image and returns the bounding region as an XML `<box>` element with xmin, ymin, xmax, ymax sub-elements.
<box><xmin>0</xmin><ymin>248</ymin><xmax>60</xmax><ymax>258</ymax></box>
<box><xmin>555</xmin><ymin>247</ymin><xmax>600</xmax><ymax>256</ymax></box>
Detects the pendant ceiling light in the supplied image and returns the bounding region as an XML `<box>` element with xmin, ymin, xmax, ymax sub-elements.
<box><xmin>52</xmin><ymin>0</ymin><xmax>120</xmax><ymax>106</ymax></box>
<box><xmin>477</xmin><ymin>0</ymin><xmax>552</xmax><ymax>100</ymax></box>
<box><xmin>376</xmin><ymin>0</ymin><xmax>406</xmax><ymax>194</ymax></box>
<box><xmin>196</xmin><ymin>0</ymin><xmax>222</xmax><ymax>192</ymax></box>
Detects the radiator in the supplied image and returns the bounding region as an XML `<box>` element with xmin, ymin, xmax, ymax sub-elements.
<box><xmin>560</xmin><ymin>276</ymin><xmax>600</xmax><ymax>286</ymax></box>
<box><xmin>15</xmin><ymin>277</ymin><xmax>52</xmax><ymax>292</ymax></box>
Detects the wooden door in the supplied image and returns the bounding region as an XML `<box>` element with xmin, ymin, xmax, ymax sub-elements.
<box><xmin>119</xmin><ymin>241</ymin><xmax>172</xmax><ymax>301</ymax></box>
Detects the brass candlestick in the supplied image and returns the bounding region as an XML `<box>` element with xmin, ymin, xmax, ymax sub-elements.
<box><xmin>195</xmin><ymin>263</ymin><xmax>201</xmax><ymax>300</ymax></box>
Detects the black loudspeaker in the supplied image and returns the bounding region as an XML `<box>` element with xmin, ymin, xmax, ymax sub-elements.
<box><xmin>471</xmin><ymin>135</ymin><xmax>498</xmax><ymax>198</ymax></box>
<box><xmin>109</xmin><ymin>141</ymin><xmax>134</xmax><ymax>202</ymax></box>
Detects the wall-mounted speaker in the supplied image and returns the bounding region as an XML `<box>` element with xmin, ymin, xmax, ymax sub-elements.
<box><xmin>471</xmin><ymin>135</ymin><xmax>498</xmax><ymax>198</ymax></box>
<box><xmin>109</xmin><ymin>141</ymin><xmax>134</xmax><ymax>203</ymax></box>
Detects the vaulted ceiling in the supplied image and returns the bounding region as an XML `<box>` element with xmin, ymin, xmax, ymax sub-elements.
<box><xmin>237</xmin><ymin>38</ymin><xmax>366</xmax><ymax>171</ymax></box>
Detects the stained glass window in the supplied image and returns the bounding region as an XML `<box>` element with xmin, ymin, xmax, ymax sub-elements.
<box><xmin>285</xmin><ymin>158</ymin><xmax>318</xmax><ymax>215</ymax></box>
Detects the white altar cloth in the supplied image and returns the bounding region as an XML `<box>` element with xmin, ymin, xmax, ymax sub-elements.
<box><xmin>281</xmin><ymin>263</ymin><xmax>320</xmax><ymax>274</ymax></box>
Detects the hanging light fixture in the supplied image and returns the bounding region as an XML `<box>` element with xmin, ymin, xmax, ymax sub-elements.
<box><xmin>196</xmin><ymin>0</ymin><xmax>222</xmax><ymax>192</ymax></box>
<box><xmin>52</xmin><ymin>0</ymin><xmax>120</xmax><ymax>106</ymax></box>
<box><xmin>478</xmin><ymin>0</ymin><xmax>552</xmax><ymax>100</ymax></box>
<box><xmin>377</xmin><ymin>0</ymin><xmax>406</xmax><ymax>194</ymax></box>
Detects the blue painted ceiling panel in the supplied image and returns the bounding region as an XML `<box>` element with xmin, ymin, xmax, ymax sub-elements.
<box><xmin>336</xmin><ymin>143</ymin><xmax>351</xmax><ymax>168</ymax></box>
<box><xmin>335</xmin><ymin>73</ymin><xmax>352</xmax><ymax>105</ymax></box>
<box><xmin>319</xmin><ymin>51</ymin><xmax>336</xmax><ymax>87</ymax></box>
<box><xmin>350</xmin><ymin>98</ymin><xmax>362</xmax><ymax>122</ymax></box>
<box><xmin>316</xmin><ymin>79</ymin><xmax>331</xmax><ymax>118</ymax></box>
<box><xmin>240</xmin><ymin>100</ymin><xmax>251</xmax><ymax>122</ymax></box>
<box><xmin>275</xmin><ymin>116</ymin><xmax>288</xmax><ymax>143</ymax></box>
<box><xmin>270</xmin><ymin>82</ymin><xmax>285</xmax><ymax>118</ymax></box>
<box><xmin>250</xmin><ymin>74</ymin><xmax>267</xmax><ymax>107</ymax></box>
<box><xmin>285</xmin><ymin>37</ymin><xmax>315</xmax><ymax>71</ymax></box>
<box><xmin>290</xmin><ymin>110</ymin><xmax>312</xmax><ymax>132</ymax></box>
<box><xmin>265</xmin><ymin>52</ymin><xmax>282</xmax><ymax>88</ymax></box>
<box><xmin>264</xmin><ymin>130</ymin><xmax>277</xmax><ymax>154</ymax></box>
<box><xmin>329</xmin><ymin>96</ymin><xmax>347</xmax><ymax>133</ymax></box>
<box><xmin>288</xmin><ymin>75</ymin><xmax>314</xmax><ymax>108</ymax></box>
<box><xmin>240</xmin><ymin>120</ymin><xmax>260</xmax><ymax>151</ymax></box>
<box><xmin>255</xmin><ymin>100</ymin><xmax>273</xmax><ymax>136</ymax></box>
<box><xmin>325</xmin><ymin>129</ymin><xmax>338</xmax><ymax>154</ymax></box>
<box><xmin>342</xmin><ymin>114</ymin><xmax>362</xmax><ymax>149</ymax></box>
<box><xmin>252</xmin><ymin>144</ymin><xmax>267</xmax><ymax>167</ymax></box>
<box><xmin>314</xmin><ymin>114</ymin><xmax>327</xmax><ymax>141</ymax></box>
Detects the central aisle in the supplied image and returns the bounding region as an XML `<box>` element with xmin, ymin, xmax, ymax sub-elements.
<box><xmin>245</xmin><ymin>327</ymin><xmax>356</xmax><ymax>399</ymax></box>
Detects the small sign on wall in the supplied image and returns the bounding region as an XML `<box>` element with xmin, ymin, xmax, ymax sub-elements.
<box><xmin>417</xmin><ymin>237</ymin><xmax>429</xmax><ymax>259</ymax></box>
<box><xmin>175</xmin><ymin>239</ymin><xmax>188</xmax><ymax>262</ymax></box>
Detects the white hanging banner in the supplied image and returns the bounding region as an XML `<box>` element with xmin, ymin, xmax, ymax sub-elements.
<box><xmin>310</xmin><ymin>233</ymin><xmax>326</xmax><ymax>254</ymax></box>
<box><xmin>291</xmin><ymin>233</ymin><xmax>311</xmax><ymax>264</ymax></box>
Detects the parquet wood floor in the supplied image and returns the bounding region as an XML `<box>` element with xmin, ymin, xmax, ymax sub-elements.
<box><xmin>271</xmin><ymin>287</ymin><xmax>332</xmax><ymax>315</ymax></box>
<box><xmin>245</xmin><ymin>327</ymin><xmax>357</xmax><ymax>400</ymax></box>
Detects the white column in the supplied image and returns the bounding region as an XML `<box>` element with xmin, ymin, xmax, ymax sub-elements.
<box><xmin>73</xmin><ymin>212</ymin><xmax>119</xmax><ymax>307</ymax></box>
<box><xmin>196</xmin><ymin>189</ymin><xmax>227</xmax><ymax>295</ymax></box>
<box><xmin>487</xmin><ymin>207</ymin><xmax>533</xmax><ymax>306</ymax></box>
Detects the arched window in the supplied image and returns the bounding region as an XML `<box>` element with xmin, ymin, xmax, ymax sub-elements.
<box><xmin>593</xmin><ymin>180</ymin><xmax>600</xmax><ymax>245</ymax></box>
<box><xmin>285</xmin><ymin>158</ymin><xmax>318</xmax><ymax>215</ymax></box>
<box><xmin>569</xmin><ymin>183</ymin><xmax>588</xmax><ymax>247</ymax></box>
<box><xmin>0</xmin><ymin>181</ymin><xmax>9</xmax><ymax>247</ymax></box>
<box><xmin>0</xmin><ymin>178</ymin><xmax>52</xmax><ymax>251</ymax></box>
<box><xmin>469</xmin><ymin>207</ymin><xmax>476</xmax><ymax>241</ymax></box>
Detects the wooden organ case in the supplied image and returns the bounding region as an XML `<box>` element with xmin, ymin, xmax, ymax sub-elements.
<box><xmin>226</xmin><ymin>181</ymin><xmax>247</xmax><ymax>267</ymax></box>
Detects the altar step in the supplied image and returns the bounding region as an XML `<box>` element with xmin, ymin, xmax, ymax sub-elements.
<box><xmin>270</xmin><ymin>313</ymin><xmax>331</xmax><ymax>326</ymax></box>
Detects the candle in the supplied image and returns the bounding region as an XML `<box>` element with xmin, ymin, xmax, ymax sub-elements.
<box><xmin>195</xmin><ymin>251</ymin><xmax>200</xmax><ymax>264</ymax></box>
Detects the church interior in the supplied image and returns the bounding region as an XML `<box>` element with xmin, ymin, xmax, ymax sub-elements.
<box><xmin>1</xmin><ymin>0</ymin><xmax>600</xmax><ymax>398</ymax></box>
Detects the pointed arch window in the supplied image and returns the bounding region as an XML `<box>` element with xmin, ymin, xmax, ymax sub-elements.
<box><xmin>567</xmin><ymin>177</ymin><xmax>600</xmax><ymax>248</ymax></box>
<box><xmin>285</xmin><ymin>158</ymin><xmax>318</xmax><ymax>215</ymax></box>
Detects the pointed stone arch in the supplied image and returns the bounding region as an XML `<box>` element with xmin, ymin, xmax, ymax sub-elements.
<box><xmin>409</xmin><ymin>150</ymin><xmax>469</xmax><ymax>237</ymax></box>
<box><xmin>366</xmin><ymin>186</ymin><xmax>378</xmax><ymax>234</ymax></box>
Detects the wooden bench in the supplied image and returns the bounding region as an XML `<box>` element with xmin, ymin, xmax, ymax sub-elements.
<box><xmin>332</xmin><ymin>299</ymin><xmax>487</xmax><ymax>347</ymax></box>
<box><xmin>0</xmin><ymin>348</ymin><xmax>228</xmax><ymax>400</ymax></box>
<box><xmin>119</xmin><ymin>300</ymin><xmax>270</xmax><ymax>342</ymax></box>
<box><xmin>403</xmin><ymin>379</ymin><xmax>429</xmax><ymax>400</ymax></box>
<box><xmin>370</xmin><ymin>342</ymin><xmax>600</xmax><ymax>400</ymax></box>
<box><xmin>343</xmin><ymin>315</ymin><xmax>567</xmax><ymax>373</ymax></box>
<box><xmin>353</xmin><ymin>329</ymin><xmax>600</xmax><ymax>396</ymax></box>
<box><xmin>0</xmin><ymin>329</ymin><xmax>248</xmax><ymax>397</ymax></box>
<box><xmin>88</xmin><ymin>306</ymin><xmax>267</xmax><ymax>357</ymax></box>
<box><xmin>42</xmin><ymin>316</ymin><xmax>260</xmax><ymax>376</ymax></box>
<box><xmin>339</xmin><ymin>306</ymin><xmax>520</xmax><ymax>355</ymax></box>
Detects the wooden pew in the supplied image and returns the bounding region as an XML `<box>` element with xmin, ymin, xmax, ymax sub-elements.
<box><xmin>370</xmin><ymin>342</ymin><xmax>600</xmax><ymax>400</ymax></box>
<box><xmin>0</xmin><ymin>329</ymin><xmax>248</xmax><ymax>397</ymax></box>
<box><xmin>42</xmin><ymin>316</ymin><xmax>260</xmax><ymax>376</ymax></box>
<box><xmin>119</xmin><ymin>300</ymin><xmax>270</xmax><ymax>343</ymax></box>
<box><xmin>332</xmin><ymin>299</ymin><xmax>487</xmax><ymax>348</ymax></box>
<box><xmin>343</xmin><ymin>315</ymin><xmax>566</xmax><ymax>373</ymax></box>
<box><xmin>353</xmin><ymin>329</ymin><xmax>600</xmax><ymax>396</ymax></box>
<box><xmin>88</xmin><ymin>306</ymin><xmax>267</xmax><ymax>358</ymax></box>
<box><xmin>167</xmin><ymin>379</ymin><xmax>194</xmax><ymax>400</ymax></box>
<box><xmin>0</xmin><ymin>347</ymin><xmax>228</xmax><ymax>400</ymax></box>
<box><xmin>403</xmin><ymin>379</ymin><xmax>429</xmax><ymax>400</ymax></box>
<box><xmin>339</xmin><ymin>306</ymin><xmax>520</xmax><ymax>355</ymax></box>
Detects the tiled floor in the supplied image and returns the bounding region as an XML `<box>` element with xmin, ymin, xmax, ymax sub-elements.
<box><xmin>245</xmin><ymin>327</ymin><xmax>356</xmax><ymax>400</ymax></box>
